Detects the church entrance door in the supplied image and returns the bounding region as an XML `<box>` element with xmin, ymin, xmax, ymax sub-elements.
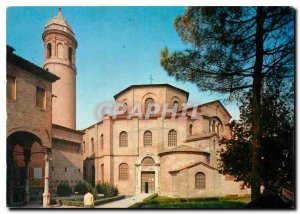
<box><xmin>141</xmin><ymin>172</ymin><xmax>155</xmax><ymax>193</ymax></box>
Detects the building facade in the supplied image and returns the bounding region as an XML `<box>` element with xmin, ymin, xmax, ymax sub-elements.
<box><xmin>83</xmin><ymin>84</ymin><xmax>250</xmax><ymax>197</ymax></box>
<box><xmin>6</xmin><ymin>46</ymin><xmax>59</xmax><ymax>206</ymax></box>
<box><xmin>7</xmin><ymin>9</ymin><xmax>250</xmax><ymax>207</ymax></box>
<box><xmin>42</xmin><ymin>9</ymin><xmax>83</xmax><ymax>192</ymax></box>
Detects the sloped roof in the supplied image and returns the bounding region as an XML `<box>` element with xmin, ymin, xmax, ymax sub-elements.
<box><xmin>7</xmin><ymin>46</ymin><xmax>60</xmax><ymax>83</ymax></box>
<box><xmin>44</xmin><ymin>8</ymin><xmax>75</xmax><ymax>37</ymax></box>
<box><xmin>113</xmin><ymin>84</ymin><xmax>189</xmax><ymax>100</ymax></box>
<box><xmin>179</xmin><ymin>100</ymin><xmax>232</xmax><ymax>118</ymax></box>
<box><xmin>169</xmin><ymin>160</ymin><xmax>217</xmax><ymax>173</ymax></box>
<box><xmin>158</xmin><ymin>144</ymin><xmax>209</xmax><ymax>156</ymax></box>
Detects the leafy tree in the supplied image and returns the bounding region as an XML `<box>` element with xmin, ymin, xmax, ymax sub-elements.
<box><xmin>160</xmin><ymin>6</ymin><xmax>294</xmax><ymax>200</ymax></box>
<box><xmin>219</xmin><ymin>79</ymin><xmax>294</xmax><ymax>194</ymax></box>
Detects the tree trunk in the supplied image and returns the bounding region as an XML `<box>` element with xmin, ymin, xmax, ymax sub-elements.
<box><xmin>251</xmin><ymin>6</ymin><xmax>265</xmax><ymax>201</ymax></box>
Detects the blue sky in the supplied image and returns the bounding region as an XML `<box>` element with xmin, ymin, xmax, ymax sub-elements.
<box><xmin>7</xmin><ymin>6</ymin><xmax>240</xmax><ymax>129</ymax></box>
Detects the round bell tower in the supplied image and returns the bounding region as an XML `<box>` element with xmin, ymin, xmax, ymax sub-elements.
<box><xmin>42</xmin><ymin>8</ymin><xmax>77</xmax><ymax>129</ymax></box>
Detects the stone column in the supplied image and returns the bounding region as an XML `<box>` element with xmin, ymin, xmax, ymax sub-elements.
<box><xmin>155</xmin><ymin>167</ymin><xmax>160</xmax><ymax>193</ymax></box>
<box><xmin>23</xmin><ymin>148</ymin><xmax>31</xmax><ymax>203</ymax></box>
<box><xmin>135</xmin><ymin>165</ymin><xmax>141</xmax><ymax>193</ymax></box>
<box><xmin>7</xmin><ymin>145</ymin><xmax>14</xmax><ymax>205</ymax></box>
<box><xmin>42</xmin><ymin>153</ymin><xmax>51</xmax><ymax>207</ymax></box>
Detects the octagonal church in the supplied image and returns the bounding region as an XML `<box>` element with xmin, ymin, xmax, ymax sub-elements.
<box><xmin>6</xmin><ymin>9</ymin><xmax>249</xmax><ymax>206</ymax></box>
<box><xmin>83</xmin><ymin>84</ymin><xmax>249</xmax><ymax>197</ymax></box>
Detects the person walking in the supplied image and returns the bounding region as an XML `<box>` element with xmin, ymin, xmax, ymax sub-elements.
<box><xmin>83</xmin><ymin>188</ymin><xmax>94</xmax><ymax>208</ymax></box>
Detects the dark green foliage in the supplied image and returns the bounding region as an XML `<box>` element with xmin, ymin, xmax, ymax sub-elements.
<box><xmin>96</xmin><ymin>182</ymin><xmax>119</xmax><ymax>197</ymax></box>
<box><xmin>245</xmin><ymin>191</ymin><xmax>292</xmax><ymax>209</ymax></box>
<box><xmin>94</xmin><ymin>195</ymin><xmax>125</xmax><ymax>206</ymax></box>
<box><xmin>61</xmin><ymin>199</ymin><xmax>83</xmax><ymax>207</ymax></box>
<box><xmin>130</xmin><ymin>195</ymin><xmax>250</xmax><ymax>209</ymax></box>
<box><xmin>160</xmin><ymin>7</ymin><xmax>294</xmax><ymax>99</ymax></box>
<box><xmin>56</xmin><ymin>181</ymin><xmax>73</xmax><ymax>196</ymax></box>
<box><xmin>74</xmin><ymin>180</ymin><xmax>91</xmax><ymax>195</ymax></box>
<box><xmin>160</xmin><ymin>6</ymin><xmax>294</xmax><ymax>200</ymax></box>
<box><xmin>219</xmin><ymin>78</ymin><xmax>294</xmax><ymax>193</ymax></box>
<box><xmin>60</xmin><ymin>195</ymin><xmax>125</xmax><ymax>207</ymax></box>
<box><xmin>143</xmin><ymin>193</ymin><xmax>158</xmax><ymax>202</ymax></box>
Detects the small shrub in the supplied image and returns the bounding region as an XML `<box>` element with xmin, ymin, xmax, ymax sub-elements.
<box><xmin>56</xmin><ymin>181</ymin><xmax>73</xmax><ymax>196</ymax></box>
<box><xmin>61</xmin><ymin>199</ymin><xmax>83</xmax><ymax>207</ymax></box>
<box><xmin>74</xmin><ymin>180</ymin><xmax>91</xmax><ymax>195</ymax></box>
<box><xmin>96</xmin><ymin>182</ymin><xmax>119</xmax><ymax>197</ymax></box>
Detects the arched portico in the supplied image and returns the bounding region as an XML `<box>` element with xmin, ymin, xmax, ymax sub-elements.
<box><xmin>135</xmin><ymin>152</ymin><xmax>160</xmax><ymax>193</ymax></box>
<box><xmin>7</xmin><ymin>131</ymin><xmax>51</xmax><ymax>207</ymax></box>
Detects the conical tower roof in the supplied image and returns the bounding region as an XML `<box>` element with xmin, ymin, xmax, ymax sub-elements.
<box><xmin>44</xmin><ymin>8</ymin><xmax>75</xmax><ymax>37</ymax></box>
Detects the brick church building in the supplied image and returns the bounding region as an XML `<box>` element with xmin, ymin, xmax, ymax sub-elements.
<box><xmin>6</xmin><ymin>9</ymin><xmax>249</xmax><ymax>207</ymax></box>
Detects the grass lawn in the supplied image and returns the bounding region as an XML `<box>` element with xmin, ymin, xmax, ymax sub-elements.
<box><xmin>134</xmin><ymin>195</ymin><xmax>251</xmax><ymax>209</ymax></box>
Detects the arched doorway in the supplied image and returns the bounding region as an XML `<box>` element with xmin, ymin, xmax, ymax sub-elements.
<box><xmin>135</xmin><ymin>153</ymin><xmax>160</xmax><ymax>194</ymax></box>
<box><xmin>7</xmin><ymin>131</ymin><xmax>48</xmax><ymax>206</ymax></box>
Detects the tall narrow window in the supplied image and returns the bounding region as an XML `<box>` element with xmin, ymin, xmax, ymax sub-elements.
<box><xmin>119</xmin><ymin>163</ymin><xmax>129</xmax><ymax>180</ymax></box>
<box><xmin>7</xmin><ymin>75</ymin><xmax>16</xmax><ymax>100</ymax></box>
<box><xmin>119</xmin><ymin>131</ymin><xmax>128</xmax><ymax>147</ymax></box>
<box><xmin>168</xmin><ymin>129</ymin><xmax>177</xmax><ymax>146</ymax></box>
<box><xmin>47</xmin><ymin>43</ymin><xmax>52</xmax><ymax>58</ymax></box>
<box><xmin>36</xmin><ymin>87</ymin><xmax>46</xmax><ymax>109</ymax></box>
<box><xmin>101</xmin><ymin>164</ymin><xmax>104</xmax><ymax>182</ymax></box>
<box><xmin>145</xmin><ymin>98</ymin><xmax>154</xmax><ymax>113</ymax></box>
<box><xmin>82</xmin><ymin>141</ymin><xmax>85</xmax><ymax>153</ymax></box>
<box><xmin>212</xmin><ymin>120</ymin><xmax>216</xmax><ymax>132</ymax></box>
<box><xmin>173</xmin><ymin>101</ymin><xmax>179</xmax><ymax>110</ymax></box>
<box><xmin>100</xmin><ymin>134</ymin><xmax>104</xmax><ymax>150</ymax></box>
<box><xmin>143</xmin><ymin>131</ymin><xmax>152</xmax><ymax>147</ymax></box>
<box><xmin>123</xmin><ymin>103</ymin><xmax>128</xmax><ymax>114</ymax></box>
<box><xmin>68</xmin><ymin>47</ymin><xmax>73</xmax><ymax>63</ymax></box>
<box><xmin>189</xmin><ymin>124</ymin><xmax>193</xmax><ymax>135</ymax></box>
<box><xmin>57</xmin><ymin>43</ymin><xmax>63</xmax><ymax>59</ymax></box>
<box><xmin>195</xmin><ymin>172</ymin><xmax>205</xmax><ymax>189</ymax></box>
<box><xmin>91</xmin><ymin>138</ymin><xmax>94</xmax><ymax>153</ymax></box>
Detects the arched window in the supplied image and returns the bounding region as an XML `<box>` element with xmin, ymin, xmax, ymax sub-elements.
<box><xmin>123</xmin><ymin>103</ymin><xmax>128</xmax><ymax>114</ymax></box>
<box><xmin>82</xmin><ymin>141</ymin><xmax>85</xmax><ymax>153</ymax></box>
<box><xmin>68</xmin><ymin>47</ymin><xmax>73</xmax><ymax>63</ymax></box>
<box><xmin>91</xmin><ymin>138</ymin><xmax>94</xmax><ymax>153</ymax></box>
<box><xmin>119</xmin><ymin>163</ymin><xmax>129</xmax><ymax>180</ymax></box>
<box><xmin>168</xmin><ymin>129</ymin><xmax>177</xmax><ymax>146</ymax></box>
<box><xmin>143</xmin><ymin>131</ymin><xmax>152</xmax><ymax>147</ymax></box>
<box><xmin>212</xmin><ymin>120</ymin><xmax>216</xmax><ymax>132</ymax></box>
<box><xmin>145</xmin><ymin>98</ymin><xmax>154</xmax><ymax>113</ymax></box>
<box><xmin>101</xmin><ymin>164</ymin><xmax>104</xmax><ymax>182</ymax></box>
<box><xmin>195</xmin><ymin>172</ymin><xmax>205</xmax><ymax>189</ymax></box>
<box><xmin>141</xmin><ymin>157</ymin><xmax>155</xmax><ymax>166</ymax></box>
<box><xmin>216</xmin><ymin>123</ymin><xmax>220</xmax><ymax>135</ymax></box>
<box><xmin>173</xmin><ymin>101</ymin><xmax>179</xmax><ymax>110</ymax></box>
<box><xmin>189</xmin><ymin>124</ymin><xmax>193</xmax><ymax>135</ymax></box>
<box><xmin>100</xmin><ymin>134</ymin><xmax>104</xmax><ymax>150</ymax></box>
<box><xmin>46</xmin><ymin>43</ymin><xmax>52</xmax><ymax>58</ymax></box>
<box><xmin>209</xmin><ymin>120</ymin><xmax>212</xmax><ymax>132</ymax></box>
<box><xmin>119</xmin><ymin>131</ymin><xmax>128</xmax><ymax>147</ymax></box>
<box><xmin>57</xmin><ymin>43</ymin><xmax>64</xmax><ymax>59</ymax></box>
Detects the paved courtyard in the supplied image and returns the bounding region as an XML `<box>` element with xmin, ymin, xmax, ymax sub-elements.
<box><xmin>95</xmin><ymin>193</ymin><xmax>152</xmax><ymax>208</ymax></box>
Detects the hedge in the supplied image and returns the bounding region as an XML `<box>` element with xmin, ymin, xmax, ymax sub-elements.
<box><xmin>94</xmin><ymin>195</ymin><xmax>125</xmax><ymax>206</ymax></box>
<box><xmin>61</xmin><ymin>195</ymin><xmax>125</xmax><ymax>207</ymax></box>
<box><xmin>128</xmin><ymin>193</ymin><xmax>158</xmax><ymax>208</ymax></box>
<box><xmin>61</xmin><ymin>199</ymin><xmax>83</xmax><ymax>207</ymax></box>
<box><xmin>143</xmin><ymin>193</ymin><xmax>158</xmax><ymax>202</ymax></box>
